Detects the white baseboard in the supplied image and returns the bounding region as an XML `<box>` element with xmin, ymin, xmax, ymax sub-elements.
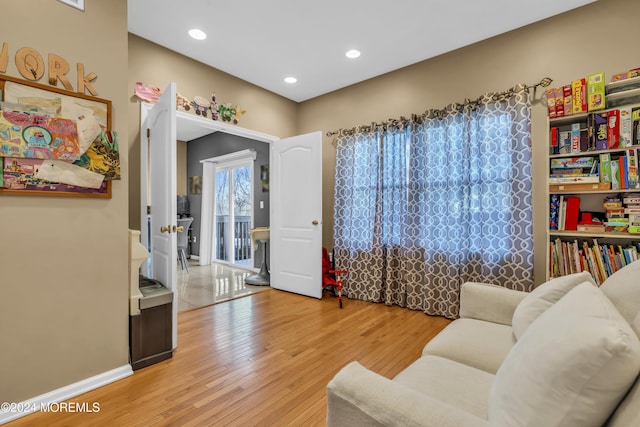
<box><xmin>0</xmin><ymin>364</ymin><xmax>132</xmax><ymax>425</ymax></box>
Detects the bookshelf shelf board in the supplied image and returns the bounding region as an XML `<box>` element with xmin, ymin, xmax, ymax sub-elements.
<box><xmin>550</xmin><ymin>188</ymin><xmax>640</xmax><ymax>195</ymax></box>
<box><xmin>549</xmin><ymin>230</ymin><xmax>640</xmax><ymax>240</ymax></box>
<box><xmin>606</xmin><ymin>89</ymin><xmax>640</xmax><ymax>108</ymax></box>
<box><xmin>606</xmin><ymin>76</ymin><xmax>640</xmax><ymax>94</ymax></box>
<box><xmin>549</xmin><ymin>112</ymin><xmax>589</xmax><ymax>126</ymax></box>
<box><xmin>549</xmin><ymin>145</ymin><xmax>640</xmax><ymax>159</ymax></box>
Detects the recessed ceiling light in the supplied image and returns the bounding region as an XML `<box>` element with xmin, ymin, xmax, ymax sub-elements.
<box><xmin>188</xmin><ymin>29</ymin><xmax>207</xmax><ymax>40</ymax></box>
<box><xmin>284</xmin><ymin>76</ymin><xmax>297</xmax><ymax>84</ymax></box>
<box><xmin>345</xmin><ymin>49</ymin><xmax>361</xmax><ymax>59</ymax></box>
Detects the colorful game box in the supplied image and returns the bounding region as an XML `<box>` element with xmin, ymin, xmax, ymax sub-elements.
<box><xmin>572</xmin><ymin>78</ymin><xmax>587</xmax><ymax>114</ymax></box>
<box><xmin>546</xmin><ymin>89</ymin><xmax>556</xmax><ymax>118</ymax></box>
<box><xmin>563</xmin><ymin>85</ymin><xmax>573</xmax><ymax>117</ymax></box>
<box><xmin>571</xmin><ymin>123</ymin><xmax>581</xmax><ymax>153</ymax></box>
<box><xmin>620</xmin><ymin>107</ymin><xmax>633</xmax><ymax>147</ymax></box>
<box><xmin>555</xmin><ymin>87</ymin><xmax>564</xmax><ymax>118</ymax></box>
<box><xmin>587</xmin><ymin>72</ymin><xmax>606</xmax><ymax>111</ymax></box>
<box><xmin>608</xmin><ymin>109</ymin><xmax>620</xmax><ymax>148</ymax></box>
<box><xmin>595</xmin><ymin>112</ymin><xmax>608</xmax><ymax>150</ymax></box>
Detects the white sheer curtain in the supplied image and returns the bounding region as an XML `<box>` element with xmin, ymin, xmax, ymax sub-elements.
<box><xmin>333</xmin><ymin>85</ymin><xmax>533</xmax><ymax>318</ymax></box>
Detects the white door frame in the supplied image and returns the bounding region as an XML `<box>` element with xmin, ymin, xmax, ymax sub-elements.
<box><xmin>199</xmin><ymin>149</ymin><xmax>257</xmax><ymax>267</ymax></box>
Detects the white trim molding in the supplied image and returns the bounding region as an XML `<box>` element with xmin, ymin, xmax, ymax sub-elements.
<box><xmin>0</xmin><ymin>365</ymin><xmax>132</xmax><ymax>425</ymax></box>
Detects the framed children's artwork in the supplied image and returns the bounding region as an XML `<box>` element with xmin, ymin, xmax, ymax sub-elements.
<box><xmin>0</xmin><ymin>74</ymin><xmax>113</xmax><ymax>198</ymax></box>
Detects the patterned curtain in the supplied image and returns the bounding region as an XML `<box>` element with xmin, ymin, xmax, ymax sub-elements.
<box><xmin>333</xmin><ymin>84</ymin><xmax>533</xmax><ymax>319</ymax></box>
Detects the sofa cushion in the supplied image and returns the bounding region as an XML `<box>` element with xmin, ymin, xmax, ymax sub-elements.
<box><xmin>394</xmin><ymin>355</ymin><xmax>493</xmax><ymax>419</ymax></box>
<box><xmin>600</xmin><ymin>259</ymin><xmax>640</xmax><ymax>335</ymax></box>
<box><xmin>489</xmin><ymin>282</ymin><xmax>640</xmax><ymax>427</ymax></box>
<box><xmin>607</xmin><ymin>312</ymin><xmax>640</xmax><ymax>427</ymax></box>
<box><xmin>422</xmin><ymin>318</ymin><xmax>514</xmax><ymax>374</ymax></box>
<box><xmin>512</xmin><ymin>271</ymin><xmax>595</xmax><ymax>340</ymax></box>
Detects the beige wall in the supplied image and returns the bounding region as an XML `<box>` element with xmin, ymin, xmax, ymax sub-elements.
<box><xmin>1</xmin><ymin>0</ymin><xmax>129</xmax><ymax>402</ymax></box>
<box><xmin>298</xmin><ymin>0</ymin><xmax>639</xmax><ymax>285</ymax></box>
<box><xmin>127</xmin><ymin>35</ymin><xmax>299</xmax><ymax>230</ymax></box>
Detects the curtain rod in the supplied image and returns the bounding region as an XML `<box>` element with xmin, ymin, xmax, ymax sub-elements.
<box><xmin>325</xmin><ymin>77</ymin><xmax>552</xmax><ymax>138</ymax></box>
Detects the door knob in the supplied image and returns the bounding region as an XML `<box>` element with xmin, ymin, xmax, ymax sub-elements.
<box><xmin>177</xmin><ymin>226</ymin><xmax>184</xmax><ymax>232</ymax></box>
<box><xmin>160</xmin><ymin>226</ymin><xmax>171</xmax><ymax>233</ymax></box>
<box><xmin>312</xmin><ymin>220</ymin><xmax>319</xmax><ymax>225</ymax></box>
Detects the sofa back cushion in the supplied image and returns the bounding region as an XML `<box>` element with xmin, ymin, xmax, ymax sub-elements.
<box><xmin>608</xmin><ymin>312</ymin><xmax>640</xmax><ymax>427</ymax></box>
<box><xmin>600</xmin><ymin>259</ymin><xmax>640</xmax><ymax>337</ymax></box>
<box><xmin>489</xmin><ymin>282</ymin><xmax>640</xmax><ymax>427</ymax></box>
<box><xmin>511</xmin><ymin>271</ymin><xmax>595</xmax><ymax>340</ymax></box>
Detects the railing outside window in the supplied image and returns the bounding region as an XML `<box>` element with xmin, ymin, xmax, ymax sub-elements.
<box><xmin>216</xmin><ymin>215</ymin><xmax>252</xmax><ymax>263</ymax></box>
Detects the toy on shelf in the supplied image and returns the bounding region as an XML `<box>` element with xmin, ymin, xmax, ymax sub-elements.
<box><xmin>218</xmin><ymin>103</ymin><xmax>246</xmax><ymax>124</ymax></box>
<box><xmin>176</xmin><ymin>93</ymin><xmax>191</xmax><ymax>111</ymax></box>
<box><xmin>133</xmin><ymin>82</ymin><xmax>161</xmax><ymax>103</ymax></box>
<box><xmin>209</xmin><ymin>93</ymin><xmax>219</xmax><ymax>121</ymax></box>
<box><xmin>191</xmin><ymin>95</ymin><xmax>211</xmax><ymax>117</ymax></box>
<box><xmin>232</xmin><ymin>105</ymin><xmax>246</xmax><ymax>124</ymax></box>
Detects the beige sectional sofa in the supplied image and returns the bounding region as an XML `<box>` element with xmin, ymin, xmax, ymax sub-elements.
<box><xmin>327</xmin><ymin>260</ymin><xmax>640</xmax><ymax>427</ymax></box>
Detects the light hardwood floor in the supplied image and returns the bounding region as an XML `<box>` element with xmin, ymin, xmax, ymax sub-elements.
<box><xmin>9</xmin><ymin>290</ymin><xmax>451</xmax><ymax>426</ymax></box>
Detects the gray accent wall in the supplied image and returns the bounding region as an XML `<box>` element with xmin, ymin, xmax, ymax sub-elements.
<box><xmin>187</xmin><ymin>132</ymin><xmax>270</xmax><ymax>268</ymax></box>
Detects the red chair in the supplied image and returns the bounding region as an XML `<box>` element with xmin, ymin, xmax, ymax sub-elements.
<box><xmin>322</xmin><ymin>247</ymin><xmax>347</xmax><ymax>308</ymax></box>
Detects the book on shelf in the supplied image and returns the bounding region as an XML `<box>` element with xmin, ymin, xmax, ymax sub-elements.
<box><xmin>550</xmin><ymin>127</ymin><xmax>559</xmax><ymax>155</ymax></box>
<box><xmin>550</xmin><ymin>238</ymin><xmax>640</xmax><ymax>285</ymax></box>
<box><xmin>628</xmin><ymin>148</ymin><xmax>639</xmax><ymax>188</ymax></box>
<box><xmin>549</xmin><ymin>193</ymin><xmax>559</xmax><ymax>230</ymax></box>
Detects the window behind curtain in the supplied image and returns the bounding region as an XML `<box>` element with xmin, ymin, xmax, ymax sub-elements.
<box><xmin>333</xmin><ymin>86</ymin><xmax>533</xmax><ymax>318</ymax></box>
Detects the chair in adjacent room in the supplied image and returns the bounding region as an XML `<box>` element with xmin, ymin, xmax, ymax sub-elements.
<box><xmin>177</xmin><ymin>217</ymin><xmax>194</xmax><ymax>272</ymax></box>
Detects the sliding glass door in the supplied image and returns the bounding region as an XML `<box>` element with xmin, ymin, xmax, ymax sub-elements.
<box><xmin>214</xmin><ymin>162</ymin><xmax>253</xmax><ymax>267</ymax></box>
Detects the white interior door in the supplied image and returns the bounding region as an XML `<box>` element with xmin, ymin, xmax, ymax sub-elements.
<box><xmin>147</xmin><ymin>83</ymin><xmax>178</xmax><ymax>348</ymax></box>
<box><xmin>270</xmin><ymin>131</ymin><xmax>322</xmax><ymax>298</ymax></box>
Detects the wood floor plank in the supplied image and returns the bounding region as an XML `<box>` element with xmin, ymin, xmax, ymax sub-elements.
<box><xmin>8</xmin><ymin>289</ymin><xmax>450</xmax><ymax>426</ymax></box>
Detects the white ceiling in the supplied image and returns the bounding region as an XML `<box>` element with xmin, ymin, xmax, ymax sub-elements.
<box><xmin>128</xmin><ymin>0</ymin><xmax>596</xmax><ymax>103</ymax></box>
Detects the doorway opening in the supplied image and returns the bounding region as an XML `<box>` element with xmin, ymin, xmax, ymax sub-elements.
<box><xmin>214</xmin><ymin>161</ymin><xmax>253</xmax><ymax>268</ymax></box>
<box><xmin>199</xmin><ymin>149</ymin><xmax>257</xmax><ymax>269</ymax></box>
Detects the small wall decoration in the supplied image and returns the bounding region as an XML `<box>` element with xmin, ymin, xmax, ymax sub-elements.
<box><xmin>189</xmin><ymin>176</ymin><xmax>202</xmax><ymax>194</ymax></box>
<box><xmin>261</xmin><ymin>164</ymin><xmax>269</xmax><ymax>192</ymax></box>
<box><xmin>57</xmin><ymin>0</ymin><xmax>84</xmax><ymax>11</ymax></box>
